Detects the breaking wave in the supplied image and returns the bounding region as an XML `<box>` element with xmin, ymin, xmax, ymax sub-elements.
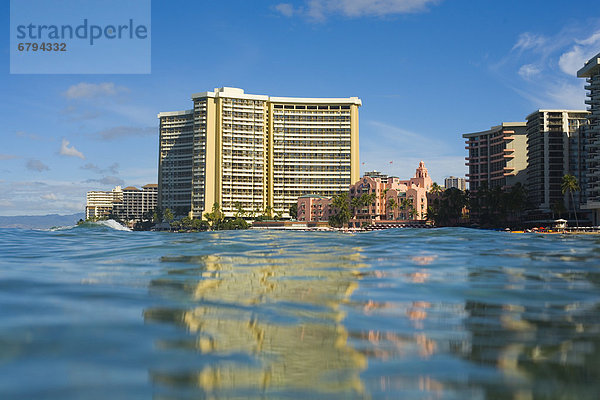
<box><xmin>48</xmin><ymin>219</ymin><xmax>131</xmax><ymax>232</ymax></box>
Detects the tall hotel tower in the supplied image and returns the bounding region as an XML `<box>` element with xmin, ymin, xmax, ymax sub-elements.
<box><xmin>463</xmin><ymin>122</ymin><xmax>528</xmax><ymax>191</ymax></box>
<box><xmin>578</xmin><ymin>52</ymin><xmax>600</xmax><ymax>224</ymax></box>
<box><xmin>158</xmin><ymin>87</ymin><xmax>361</xmax><ymax>218</ymax></box>
<box><xmin>525</xmin><ymin>110</ymin><xmax>589</xmax><ymax>213</ymax></box>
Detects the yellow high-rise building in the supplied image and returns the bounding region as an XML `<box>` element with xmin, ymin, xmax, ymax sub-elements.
<box><xmin>158</xmin><ymin>87</ymin><xmax>361</xmax><ymax>218</ymax></box>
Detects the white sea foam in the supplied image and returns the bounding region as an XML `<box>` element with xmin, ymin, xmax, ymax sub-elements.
<box><xmin>45</xmin><ymin>225</ymin><xmax>76</xmax><ymax>231</ymax></box>
<box><xmin>43</xmin><ymin>219</ymin><xmax>131</xmax><ymax>232</ymax></box>
<box><xmin>97</xmin><ymin>219</ymin><xmax>132</xmax><ymax>231</ymax></box>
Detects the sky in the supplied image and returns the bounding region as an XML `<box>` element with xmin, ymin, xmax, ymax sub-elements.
<box><xmin>1</xmin><ymin>0</ymin><xmax>599</xmax><ymax>216</ymax></box>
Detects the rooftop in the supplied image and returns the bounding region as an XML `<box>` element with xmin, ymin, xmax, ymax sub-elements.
<box><xmin>462</xmin><ymin>122</ymin><xmax>526</xmax><ymax>138</ymax></box>
<box><xmin>577</xmin><ymin>52</ymin><xmax>600</xmax><ymax>78</ymax></box>
<box><xmin>189</xmin><ymin>87</ymin><xmax>362</xmax><ymax>105</ymax></box>
<box><xmin>157</xmin><ymin>109</ymin><xmax>194</xmax><ymax>119</ymax></box>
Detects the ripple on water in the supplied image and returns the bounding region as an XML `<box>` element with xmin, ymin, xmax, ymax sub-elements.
<box><xmin>1</xmin><ymin>227</ymin><xmax>600</xmax><ymax>399</ymax></box>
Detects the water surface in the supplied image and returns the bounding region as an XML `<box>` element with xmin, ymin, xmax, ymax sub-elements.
<box><xmin>1</xmin><ymin>226</ymin><xmax>599</xmax><ymax>399</ymax></box>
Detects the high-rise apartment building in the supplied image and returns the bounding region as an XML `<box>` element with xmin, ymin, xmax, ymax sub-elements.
<box><xmin>85</xmin><ymin>186</ymin><xmax>123</xmax><ymax>220</ymax></box>
<box><xmin>158</xmin><ymin>87</ymin><xmax>361</xmax><ymax>218</ymax></box>
<box><xmin>525</xmin><ymin>110</ymin><xmax>589</xmax><ymax>213</ymax></box>
<box><xmin>463</xmin><ymin>122</ymin><xmax>528</xmax><ymax>191</ymax></box>
<box><xmin>444</xmin><ymin>176</ymin><xmax>466</xmax><ymax>191</ymax></box>
<box><xmin>85</xmin><ymin>184</ymin><xmax>157</xmax><ymax>221</ymax></box>
<box><xmin>578</xmin><ymin>52</ymin><xmax>600</xmax><ymax>224</ymax></box>
<box><xmin>114</xmin><ymin>184</ymin><xmax>158</xmax><ymax>220</ymax></box>
<box><xmin>157</xmin><ymin>110</ymin><xmax>194</xmax><ymax>215</ymax></box>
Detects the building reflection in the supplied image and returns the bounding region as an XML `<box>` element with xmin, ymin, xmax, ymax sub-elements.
<box><xmin>455</xmin><ymin>288</ymin><xmax>600</xmax><ymax>398</ymax></box>
<box><xmin>144</xmin><ymin>252</ymin><xmax>368</xmax><ymax>398</ymax></box>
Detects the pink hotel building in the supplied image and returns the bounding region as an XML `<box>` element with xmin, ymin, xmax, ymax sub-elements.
<box><xmin>297</xmin><ymin>195</ymin><xmax>333</xmax><ymax>222</ymax></box>
<box><xmin>297</xmin><ymin>162</ymin><xmax>434</xmax><ymax>225</ymax></box>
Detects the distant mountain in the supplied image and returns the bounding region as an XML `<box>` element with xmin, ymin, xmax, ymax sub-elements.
<box><xmin>0</xmin><ymin>213</ymin><xmax>85</xmax><ymax>229</ymax></box>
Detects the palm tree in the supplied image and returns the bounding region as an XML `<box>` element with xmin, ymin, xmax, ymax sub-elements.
<box><xmin>430</xmin><ymin>182</ymin><xmax>443</xmax><ymax>196</ymax></box>
<box><xmin>561</xmin><ymin>174</ymin><xmax>580</xmax><ymax>229</ymax></box>
<box><xmin>204</xmin><ymin>203</ymin><xmax>224</xmax><ymax>229</ymax></box>
<box><xmin>408</xmin><ymin>208</ymin><xmax>418</xmax><ymax>220</ymax></box>
<box><xmin>425</xmin><ymin>204</ymin><xmax>439</xmax><ymax>224</ymax></box>
<box><xmin>350</xmin><ymin>196</ymin><xmax>362</xmax><ymax>217</ymax></box>
<box><xmin>387</xmin><ymin>197</ymin><xmax>397</xmax><ymax>220</ymax></box>
<box><xmin>380</xmin><ymin>188</ymin><xmax>389</xmax><ymax>219</ymax></box>
<box><xmin>234</xmin><ymin>202</ymin><xmax>246</xmax><ymax>219</ymax></box>
<box><xmin>400</xmin><ymin>197</ymin><xmax>414</xmax><ymax>220</ymax></box>
<box><xmin>330</xmin><ymin>192</ymin><xmax>351</xmax><ymax>228</ymax></box>
<box><xmin>163</xmin><ymin>208</ymin><xmax>174</xmax><ymax>223</ymax></box>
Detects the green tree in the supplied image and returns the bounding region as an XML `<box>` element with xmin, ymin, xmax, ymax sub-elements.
<box><xmin>425</xmin><ymin>204</ymin><xmax>438</xmax><ymax>223</ymax></box>
<box><xmin>350</xmin><ymin>196</ymin><xmax>362</xmax><ymax>216</ymax></box>
<box><xmin>204</xmin><ymin>203</ymin><xmax>224</xmax><ymax>229</ymax></box>
<box><xmin>387</xmin><ymin>197</ymin><xmax>397</xmax><ymax>220</ymax></box>
<box><xmin>191</xmin><ymin>218</ymin><xmax>209</xmax><ymax>231</ymax></box>
<box><xmin>152</xmin><ymin>207</ymin><xmax>163</xmax><ymax>223</ymax></box>
<box><xmin>430</xmin><ymin>188</ymin><xmax>468</xmax><ymax>227</ymax></box>
<box><xmin>170</xmin><ymin>219</ymin><xmax>181</xmax><ymax>231</ymax></box>
<box><xmin>289</xmin><ymin>203</ymin><xmax>298</xmax><ymax>220</ymax></box>
<box><xmin>561</xmin><ymin>174</ymin><xmax>580</xmax><ymax>228</ymax></box>
<box><xmin>164</xmin><ymin>208</ymin><xmax>174</xmax><ymax>223</ymax></box>
<box><xmin>329</xmin><ymin>192</ymin><xmax>351</xmax><ymax>228</ymax></box>
<box><xmin>234</xmin><ymin>202</ymin><xmax>246</xmax><ymax>219</ymax></box>
<box><xmin>400</xmin><ymin>197</ymin><xmax>413</xmax><ymax>220</ymax></box>
<box><xmin>430</xmin><ymin>182</ymin><xmax>443</xmax><ymax>195</ymax></box>
<box><xmin>180</xmin><ymin>216</ymin><xmax>193</xmax><ymax>230</ymax></box>
<box><xmin>263</xmin><ymin>206</ymin><xmax>274</xmax><ymax>220</ymax></box>
<box><xmin>408</xmin><ymin>208</ymin><xmax>418</xmax><ymax>220</ymax></box>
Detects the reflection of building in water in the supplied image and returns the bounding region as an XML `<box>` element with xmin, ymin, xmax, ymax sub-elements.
<box><xmin>456</xmin><ymin>300</ymin><xmax>600</xmax><ymax>399</ymax></box>
<box><xmin>144</xmin><ymin>253</ymin><xmax>367</xmax><ymax>397</ymax></box>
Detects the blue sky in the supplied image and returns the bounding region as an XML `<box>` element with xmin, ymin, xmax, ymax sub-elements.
<box><xmin>1</xmin><ymin>0</ymin><xmax>599</xmax><ymax>215</ymax></box>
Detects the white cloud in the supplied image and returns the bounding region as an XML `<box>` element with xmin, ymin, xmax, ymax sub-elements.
<box><xmin>512</xmin><ymin>32</ymin><xmax>547</xmax><ymax>52</ymax></box>
<box><xmin>63</xmin><ymin>82</ymin><xmax>129</xmax><ymax>99</ymax></box>
<box><xmin>544</xmin><ymin>81</ymin><xmax>587</xmax><ymax>109</ymax></box>
<box><xmin>80</xmin><ymin>163</ymin><xmax>119</xmax><ymax>175</ymax></box>
<box><xmin>106</xmin><ymin>163</ymin><xmax>119</xmax><ymax>175</ymax></box>
<box><xmin>578</xmin><ymin>31</ymin><xmax>600</xmax><ymax>46</ymax></box>
<box><xmin>558</xmin><ymin>31</ymin><xmax>600</xmax><ymax>76</ymax></box>
<box><xmin>0</xmin><ymin>200</ymin><xmax>14</xmax><ymax>207</ymax></box>
<box><xmin>26</xmin><ymin>159</ymin><xmax>50</xmax><ymax>172</ymax></box>
<box><xmin>80</xmin><ymin>163</ymin><xmax>100</xmax><ymax>172</ymax></box>
<box><xmin>0</xmin><ymin>154</ymin><xmax>18</xmax><ymax>161</ymax></box>
<box><xmin>86</xmin><ymin>176</ymin><xmax>125</xmax><ymax>186</ymax></box>
<box><xmin>276</xmin><ymin>0</ymin><xmax>440</xmax><ymax>20</ymax></box>
<box><xmin>0</xmin><ymin>179</ymin><xmax>92</xmax><ymax>215</ymax></box>
<box><xmin>274</xmin><ymin>3</ymin><xmax>295</xmax><ymax>16</ymax></box>
<box><xmin>497</xmin><ymin>23</ymin><xmax>600</xmax><ymax>110</ymax></box>
<box><xmin>518</xmin><ymin>64</ymin><xmax>541</xmax><ymax>80</ymax></box>
<box><xmin>59</xmin><ymin>139</ymin><xmax>85</xmax><ymax>159</ymax></box>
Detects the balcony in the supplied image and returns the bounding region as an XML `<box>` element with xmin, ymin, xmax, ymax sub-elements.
<box><xmin>503</xmin><ymin>148</ymin><xmax>515</xmax><ymax>153</ymax></box>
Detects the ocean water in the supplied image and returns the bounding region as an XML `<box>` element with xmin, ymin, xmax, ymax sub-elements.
<box><xmin>1</xmin><ymin>225</ymin><xmax>600</xmax><ymax>400</ymax></box>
